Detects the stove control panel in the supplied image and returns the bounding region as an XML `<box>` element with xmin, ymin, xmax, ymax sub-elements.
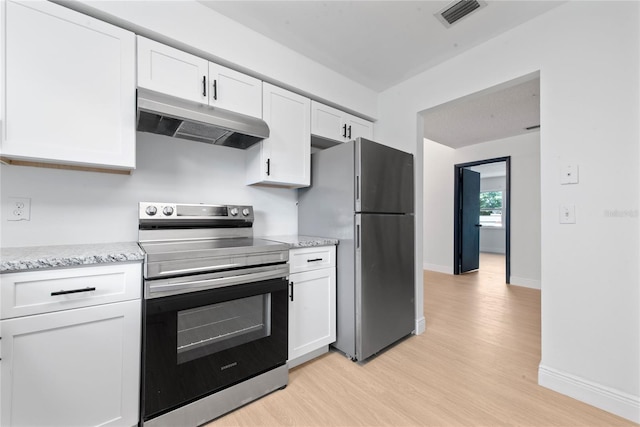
<box><xmin>139</xmin><ymin>202</ymin><xmax>254</xmax><ymax>221</ymax></box>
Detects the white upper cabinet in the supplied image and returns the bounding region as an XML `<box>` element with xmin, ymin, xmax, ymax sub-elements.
<box><xmin>208</xmin><ymin>63</ymin><xmax>262</xmax><ymax>118</ymax></box>
<box><xmin>311</xmin><ymin>100</ymin><xmax>373</xmax><ymax>144</ymax></box>
<box><xmin>345</xmin><ymin>114</ymin><xmax>374</xmax><ymax>141</ymax></box>
<box><xmin>137</xmin><ymin>36</ymin><xmax>208</xmax><ymax>104</ymax></box>
<box><xmin>246</xmin><ymin>83</ymin><xmax>310</xmax><ymax>188</ymax></box>
<box><xmin>137</xmin><ymin>37</ymin><xmax>262</xmax><ymax>119</ymax></box>
<box><xmin>2</xmin><ymin>0</ymin><xmax>136</xmax><ymax>169</ymax></box>
<box><xmin>311</xmin><ymin>102</ymin><xmax>344</xmax><ymax>142</ymax></box>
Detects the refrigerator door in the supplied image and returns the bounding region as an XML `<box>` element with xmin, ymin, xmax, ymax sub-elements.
<box><xmin>355</xmin><ymin>138</ymin><xmax>414</xmax><ymax>214</ymax></box>
<box><xmin>355</xmin><ymin>213</ymin><xmax>414</xmax><ymax>361</ymax></box>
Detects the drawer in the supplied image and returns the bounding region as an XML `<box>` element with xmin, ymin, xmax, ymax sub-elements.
<box><xmin>289</xmin><ymin>246</ymin><xmax>336</xmax><ymax>274</ymax></box>
<box><xmin>1</xmin><ymin>263</ymin><xmax>142</xmax><ymax>319</ymax></box>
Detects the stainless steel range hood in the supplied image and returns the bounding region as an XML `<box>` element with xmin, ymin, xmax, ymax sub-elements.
<box><xmin>136</xmin><ymin>88</ymin><xmax>269</xmax><ymax>149</ymax></box>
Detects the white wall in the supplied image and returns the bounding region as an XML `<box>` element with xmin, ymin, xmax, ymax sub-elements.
<box><xmin>67</xmin><ymin>0</ymin><xmax>378</xmax><ymax>120</ymax></box>
<box><xmin>423</xmin><ymin>134</ymin><xmax>540</xmax><ymax>285</ymax></box>
<box><xmin>455</xmin><ymin>134</ymin><xmax>541</xmax><ymax>288</ymax></box>
<box><xmin>378</xmin><ymin>2</ymin><xmax>639</xmax><ymax>422</ymax></box>
<box><xmin>1</xmin><ymin>0</ymin><xmax>379</xmax><ymax>248</ymax></box>
<box><xmin>422</xmin><ymin>139</ymin><xmax>454</xmax><ymax>273</ymax></box>
<box><xmin>0</xmin><ymin>134</ymin><xmax>299</xmax><ymax>246</ymax></box>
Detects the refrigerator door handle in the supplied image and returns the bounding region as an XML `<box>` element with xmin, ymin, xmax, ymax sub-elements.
<box><xmin>356</xmin><ymin>175</ymin><xmax>360</xmax><ymax>202</ymax></box>
<box><xmin>356</xmin><ymin>224</ymin><xmax>360</xmax><ymax>249</ymax></box>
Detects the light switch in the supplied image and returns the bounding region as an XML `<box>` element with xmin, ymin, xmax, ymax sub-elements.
<box><xmin>560</xmin><ymin>164</ymin><xmax>579</xmax><ymax>184</ymax></box>
<box><xmin>559</xmin><ymin>204</ymin><xmax>576</xmax><ymax>224</ymax></box>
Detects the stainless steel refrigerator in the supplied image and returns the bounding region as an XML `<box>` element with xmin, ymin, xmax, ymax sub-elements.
<box><xmin>298</xmin><ymin>138</ymin><xmax>415</xmax><ymax>361</ymax></box>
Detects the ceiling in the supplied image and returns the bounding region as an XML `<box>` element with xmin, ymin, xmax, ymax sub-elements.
<box><xmin>199</xmin><ymin>1</ymin><xmax>557</xmax><ymax>147</ymax></box>
<box><xmin>422</xmin><ymin>75</ymin><xmax>540</xmax><ymax>148</ymax></box>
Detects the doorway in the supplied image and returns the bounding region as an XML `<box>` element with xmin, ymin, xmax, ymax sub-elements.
<box><xmin>453</xmin><ymin>157</ymin><xmax>510</xmax><ymax>284</ymax></box>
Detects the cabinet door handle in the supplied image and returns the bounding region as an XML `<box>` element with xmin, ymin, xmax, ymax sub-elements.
<box><xmin>348</xmin><ymin>125</ymin><xmax>352</xmax><ymax>139</ymax></box>
<box><xmin>342</xmin><ymin>124</ymin><xmax>347</xmax><ymax>138</ymax></box>
<box><xmin>307</xmin><ymin>258</ymin><xmax>323</xmax><ymax>263</ymax></box>
<box><xmin>289</xmin><ymin>282</ymin><xmax>294</xmax><ymax>301</ymax></box>
<box><xmin>51</xmin><ymin>287</ymin><xmax>96</xmax><ymax>296</ymax></box>
<box><xmin>213</xmin><ymin>79</ymin><xmax>218</xmax><ymax>100</ymax></box>
<box><xmin>266</xmin><ymin>158</ymin><xmax>271</xmax><ymax>176</ymax></box>
<box><xmin>202</xmin><ymin>76</ymin><xmax>207</xmax><ymax>97</ymax></box>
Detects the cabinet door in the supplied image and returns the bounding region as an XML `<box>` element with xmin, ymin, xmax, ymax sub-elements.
<box><xmin>311</xmin><ymin>101</ymin><xmax>374</xmax><ymax>143</ymax></box>
<box><xmin>288</xmin><ymin>267</ymin><xmax>336</xmax><ymax>362</ymax></box>
<box><xmin>209</xmin><ymin>63</ymin><xmax>262</xmax><ymax>118</ymax></box>
<box><xmin>137</xmin><ymin>36</ymin><xmax>208</xmax><ymax>104</ymax></box>
<box><xmin>246</xmin><ymin>83</ymin><xmax>310</xmax><ymax>187</ymax></box>
<box><xmin>3</xmin><ymin>1</ymin><xmax>136</xmax><ymax>169</ymax></box>
<box><xmin>311</xmin><ymin>101</ymin><xmax>345</xmax><ymax>142</ymax></box>
<box><xmin>1</xmin><ymin>300</ymin><xmax>141</xmax><ymax>427</ymax></box>
<box><xmin>345</xmin><ymin>114</ymin><xmax>374</xmax><ymax>140</ymax></box>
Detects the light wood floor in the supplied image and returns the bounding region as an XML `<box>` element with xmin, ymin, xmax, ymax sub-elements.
<box><xmin>212</xmin><ymin>253</ymin><xmax>636</xmax><ymax>426</ymax></box>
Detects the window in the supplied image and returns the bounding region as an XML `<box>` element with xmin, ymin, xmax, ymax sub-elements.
<box><xmin>479</xmin><ymin>190</ymin><xmax>503</xmax><ymax>228</ymax></box>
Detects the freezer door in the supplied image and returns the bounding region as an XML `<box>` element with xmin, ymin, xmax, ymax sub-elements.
<box><xmin>355</xmin><ymin>213</ymin><xmax>414</xmax><ymax>361</ymax></box>
<box><xmin>355</xmin><ymin>138</ymin><xmax>414</xmax><ymax>214</ymax></box>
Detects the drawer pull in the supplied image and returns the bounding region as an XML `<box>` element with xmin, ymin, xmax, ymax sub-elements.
<box><xmin>51</xmin><ymin>287</ymin><xmax>96</xmax><ymax>296</ymax></box>
<box><xmin>307</xmin><ymin>258</ymin><xmax>323</xmax><ymax>262</ymax></box>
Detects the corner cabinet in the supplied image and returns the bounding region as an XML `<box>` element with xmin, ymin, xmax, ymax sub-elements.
<box><xmin>1</xmin><ymin>0</ymin><xmax>136</xmax><ymax>170</ymax></box>
<box><xmin>288</xmin><ymin>246</ymin><xmax>336</xmax><ymax>368</ymax></box>
<box><xmin>246</xmin><ymin>83</ymin><xmax>311</xmax><ymax>188</ymax></box>
<box><xmin>311</xmin><ymin>101</ymin><xmax>373</xmax><ymax>144</ymax></box>
<box><xmin>137</xmin><ymin>36</ymin><xmax>262</xmax><ymax>119</ymax></box>
<box><xmin>0</xmin><ymin>263</ymin><xmax>142</xmax><ymax>427</ymax></box>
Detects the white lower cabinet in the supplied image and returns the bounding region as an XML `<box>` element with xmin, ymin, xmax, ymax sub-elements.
<box><xmin>0</xmin><ymin>263</ymin><xmax>142</xmax><ymax>427</ymax></box>
<box><xmin>288</xmin><ymin>246</ymin><xmax>336</xmax><ymax>368</ymax></box>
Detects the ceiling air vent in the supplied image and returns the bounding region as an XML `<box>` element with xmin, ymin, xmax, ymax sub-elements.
<box><xmin>436</xmin><ymin>0</ymin><xmax>487</xmax><ymax>28</ymax></box>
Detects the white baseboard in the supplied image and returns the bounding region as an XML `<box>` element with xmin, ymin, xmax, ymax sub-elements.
<box><xmin>539</xmin><ymin>364</ymin><xmax>640</xmax><ymax>423</ymax></box>
<box><xmin>414</xmin><ymin>316</ymin><xmax>426</xmax><ymax>335</ymax></box>
<box><xmin>423</xmin><ymin>263</ymin><xmax>452</xmax><ymax>274</ymax></box>
<box><xmin>509</xmin><ymin>276</ymin><xmax>541</xmax><ymax>289</ymax></box>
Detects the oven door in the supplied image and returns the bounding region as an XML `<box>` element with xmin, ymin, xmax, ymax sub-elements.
<box><xmin>141</xmin><ymin>276</ymin><xmax>288</xmax><ymax>422</ymax></box>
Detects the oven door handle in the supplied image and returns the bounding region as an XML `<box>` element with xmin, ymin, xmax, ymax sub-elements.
<box><xmin>146</xmin><ymin>266</ymin><xmax>288</xmax><ymax>297</ymax></box>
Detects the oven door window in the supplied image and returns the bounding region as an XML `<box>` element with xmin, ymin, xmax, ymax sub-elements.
<box><xmin>177</xmin><ymin>294</ymin><xmax>271</xmax><ymax>364</ymax></box>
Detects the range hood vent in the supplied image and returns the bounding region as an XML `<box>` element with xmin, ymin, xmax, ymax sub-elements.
<box><xmin>436</xmin><ymin>0</ymin><xmax>486</xmax><ymax>27</ymax></box>
<box><xmin>136</xmin><ymin>88</ymin><xmax>269</xmax><ymax>149</ymax></box>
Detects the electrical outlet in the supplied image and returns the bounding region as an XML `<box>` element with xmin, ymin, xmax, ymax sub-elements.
<box><xmin>8</xmin><ymin>197</ymin><xmax>31</xmax><ymax>221</ymax></box>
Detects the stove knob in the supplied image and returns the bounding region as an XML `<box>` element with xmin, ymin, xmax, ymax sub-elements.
<box><xmin>242</xmin><ymin>208</ymin><xmax>250</xmax><ymax>216</ymax></box>
<box><xmin>145</xmin><ymin>205</ymin><xmax>158</xmax><ymax>216</ymax></box>
<box><xmin>163</xmin><ymin>206</ymin><xmax>174</xmax><ymax>216</ymax></box>
<box><xmin>229</xmin><ymin>208</ymin><xmax>239</xmax><ymax>216</ymax></box>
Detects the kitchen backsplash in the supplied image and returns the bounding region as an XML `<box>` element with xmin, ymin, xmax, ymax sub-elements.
<box><xmin>0</xmin><ymin>132</ymin><xmax>298</xmax><ymax>247</ymax></box>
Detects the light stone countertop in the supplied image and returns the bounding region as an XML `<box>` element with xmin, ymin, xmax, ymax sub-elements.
<box><xmin>0</xmin><ymin>242</ymin><xmax>144</xmax><ymax>273</ymax></box>
<box><xmin>262</xmin><ymin>235</ymin><xmax>339</xmax><ymax>248</ymax></box>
